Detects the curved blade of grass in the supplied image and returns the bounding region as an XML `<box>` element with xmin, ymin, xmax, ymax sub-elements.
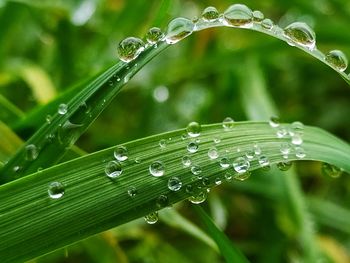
<box><xmin>194</xmin><ymin>206</ymin><xmax>249</xmax><ymax>263</ymax></box>
<box><xmin>0</xmin><ymin>94</ymin><xmax>24</xmax><ymax>125</ymax></box>
<box><xmin>0</xmin><ymin>121</ymin><xmax>22</xmax><ymax>164</ymax></box>
<box><xmin>0</xmin><ymin>122</ymin><xmax>349</xmax><ymax>262</ymax></box>
<box><xmin>2</xmin><ymin>5</ymin><xmax>350</xmax><ymax>182</ymax></box>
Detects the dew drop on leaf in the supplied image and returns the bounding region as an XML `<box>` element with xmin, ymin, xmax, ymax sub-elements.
<box><xmin>117</xmin><ymin>37</ymin><xmax>145</xmax><ymax>62</ymax></box>
<box><xmin>187</xmin><ymin>141</ymin><xmax>199</xmax><ymax>153</ymax></box>
<box><xmin>114</xmin><ymin>146</ymin><xmax>128</xmax><ymax>161</ymax></box>
<box><xmin>58</xmin><ymin>103</ymin><xmax>68</xmax><ymax>115</ymax></box>
<box><xmin>127</xmin><ymin>186</ymin><xmax>137</xmax><ymax>197</ymax></box>
<box><xmin>277</xmin><ymin>161</ymin><xmax>293</xmax><ymax>171</ymax></box>
<box><xmin>261</xmin><ymin>18</ymin><xmax>273</xmax><ymax>30</ymax></box>
<box><xmin>269</xmin><ymin>116</ymin><xmax>280</xmax><ymax>128</ymax></box>
<box><xmin>322</xmin><ymin>163</ymin><xmax>342</xmax><ymax>178</ymax></box>
<box><xmin>168</xmin><ymin>177</ymin><xmax>182</xmax><ymax>191</ymax></box>
<box><xmin>202</xmin><ymin>6</ymin><xmax>219</xmax><ymax>22</ymax></box>
<box><xmin>223</xmin><ymin>4</ymin><xmax>253</xmax><ymax>28</ymax></box>
<box><xmin>283</xmin><ymin>22</ymin><xmax>316</xmax><ymax>50</ymax></box>
<box><xmin>25</xmin><ymin>144</ymin><xmax>39</xmax><ymax>161</ymax></box>
<box><xmin>182</xmin><ymin>155</ymin><xmax>192</xmax><ymax>167</ymax></box>
<box><xmin>325</xmin><ymin>50</ymin><xmax>348</xmax><ymax>72</ymax></box>
<box><xmin>144</xmin><ymin>211</ymin><xmax>158</xmax><ymax>224</ymax></box>
<box><xmin>252</xmin><ymin>10</ymin><xmax>264</xmax><ymax>22</ymax></box>
<box><xmin>149</xmin><ymin>161</ymin><xmax>165</xmax><ymax>177</ymax></box>
<box><xmin>105</xmin><ymin>160</ymin><xmax>123</xmax><ymax>178</ymax></box>
<box><xmin>207</xmin><ymin>147</ymin><xmax>219</xmax><ymax>160</ymax></box>
<box><xmin>165</xmin><ymin>17</ymin><xmax>194</xmax><ymax>44</ymax></box>
<box><xmin>186</xmin><ymin>121</ymin><xmax>201</xmax><ymax>137</ymax></box>
<box><xmin>233</xmin><ymin>157</ymin><xmax>250</xmax><ymax>174</ymax></box>
<box><xmin>188</xmin><ymin>191</ymin><xmax>207</xmax><ymax>204</ymax></box>
<box><xmin>48</xmin><ymin>182</ymin><xmax>65</xmax><ymax>199</ymax></box>
<box><xmin>146</xmin><ymin>27</ymin><xmax>164</xmax><ymax>44</ymax></box>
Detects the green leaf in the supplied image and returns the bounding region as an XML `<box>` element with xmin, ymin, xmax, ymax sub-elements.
<box><xmin>0</xmin><ymin>122</ymin><xmax>349</xmax><ymax>262</ymax></box>
<box><xmin>0</xmin><ymin>120</ymin><xmax>22</xmax><ymax>164</ymax></box>
<box><xmin>194</xmin><ymin>206</ymin><xmax>250</xmax><ymax>263</ymax></box>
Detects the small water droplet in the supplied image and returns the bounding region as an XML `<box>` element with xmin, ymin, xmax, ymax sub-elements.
<box><xmin>165</xmin><ymin>17</ymin><xmax>194</xmax><ymax>44</ymax></box>
<box><xmin>253</xmin><ymin>143</ymin><xmax>262</xmax><ymax>155</ymax></box>
<box><xmin>159</xmin><ymin>139</ymin><xmax>167</xmax><ymax>149</ymax></box>
<box><xmin>276</xmin><ymin>127</ymin><xmax>288</xmax><ymax>138</ymax></box>
<box><xmin>105</xmin><ymin>160</ymin><xmax>123</xmax><ymax>178</ymax></box>
<box><xmin>295</xmin><ymin>146</ymin><xmax>306</xmax><ymax>159</ymax></box>
<box><xmin>127</xmin><ymin>186</ymin><xmax>137</xmax><ymax>197</ymax></box>
<box><xmin>225</xmin><ymin>171</ymin><xmax>233</xmax><ymax>181</ymax></box>
<box><xmin>234</xmin><ymin>171</ymin><xmax>251</xmax><ymax>181</ymax></box>
<box><xmin>291</xmin><ymin>121</ymin><xmax>304</xmax><ymax>136</ymax></box>
<box><xmin>187</xmin><ymin>141</ymin><xmax>199</xmax><ymax>153</ymax></box>
<box><xmin>322</xmin><ymin>163</ymin><xmax>342</xmax><ymax>178</ymax></box>
<box><xmin>186</xmin><ymin>121</ymin><xmax>201</xmax><ymax>137</ymax></box>
<box><xmin>25</xmin><ymin>144</ymin><xmax>39</xmax><ymax>161</ymax></box>
<box><xmin>58</xmin><ymin>103</ymin><xmax>68</xmax><ymax>115</ymax></box>
<box><xmin>258</xmin><ymin>155</ymin><xmax>270</xmax><ymax>168</ymax></box>
<box><xmin>191</xmin><ymin>165</ymin><xmax>202</xmax><ymax>176</ymax></box>
<box><xmin>48</xmin><ymin>182</ymin><xmax>65</xmax><ymax>199</ymax></box>
<box><xmin>291</xmin><ymin>134</ymin><xmax>303</xmax><ymax>145</ymax></box>
<box><xmin>144</xmin><ymin>211</ymin><xmax>158</xmax><ymax>224</ymax></box>
<box><xmin>261</xmin><ymin>18</ymin><xmax>273</xmax><ymax>30</ymax></box>
<box><xmin>208</xmin><ymin>147</ymin><xmax>219</xmax><ymax>160</ymax></box>
<box><xmin>223</xmin><ymin>4</ymin><xmax>253</xmax><ymax>27</ymax></box>
<box><xmin>188</xmin><ymin>191</ymin><xmax>207</xmax><ymax>204</ymax></box>
<box><xmin>284</xmin><ymin>22</ymin><xmax>316</xmax><ymax>50</ymax></box>
<box><xmin>156</xmin><ymin>195</ymin><xmax>169</xmax><ymax>208</ymax></box>
<box><xmin>213</xmin><ymin>137</ymin><xmax>221</xmax><ymax>144</ymax></box>
<box><xmin>280</xmin><ymin>142</ymin><xmax>292</xmax><ymax>155</ymax></box>
<box><xmin>201</xmin><ymin>177</ymin><xmax>210</xmax><ymax>187</ymax></box>
<box><xmin>277</xmin><ymin>161</ymin><xmax>292</xmax><ymax>171</ymax></box>
<box><xmin>149</xmin><ymin>161</ymin><xmax>165</xmax><ymax>177</ymax></box>
<box><xmin>252</xmin><ymin>10</ymin><xmax>264</xmax><ymax>22</ymax></box>
<box><xmin>245</xmin><ymin>149</ymin><xmax>255</xmax><ymax>160</ymax></box>
<box><xmin>114</xmin><ymin>146</ymin><xmax>128</xmax><ymax>161</ymax></box>
<box><xmin>146</xmin><ymin>27</ymin><xmax>164</xmax><ymax>44</ymax></box>
<box><xmin>222</xmin><ymin>117</ymin><xmax>234</xmax><ymax>130</ymax></box>
<box><xmin>202</xmin><ymin>6</ymin><xmax>219</xmax><ymax>21</ymax></box>
<box><xmin>117</xmin><ymin>37</ymin><xmax>145</xmax><ymax>62</ymax></box>
<box><xmin>46</xmin><ymin>114</ymin><xmax>52</xmax><ymax>124</ymax></box>
<box><xmin>215</xmin><ymin>177</ymin><xmax>222</xmax><ymax>185</ymax></box>
<box><xmin>168</xmin><ymin>177</ymin><xmax>182</xmax><ymax>191</ymax></box>
<box><xmin>182</xmin><ymin>155</ymin><xmax>192</xmax><ymax>167</ymax></box>
<box><xmin>219</xmin><ymin>157</ymin><xmax>230</xmax><ymax>168</ymax></box>
<box><xmin>269</xmin><ymin>116</ymin><xmax>280</xmax><ymax>128</ymax></box>
<box><xmin>135</xmin><ymin>157</ymin><xmax>142</xmax><ymax>164</ymax></box>
<box><xmin>233</xmin><ymin>157</ymin><xmax>250</xmax><ymax>174</ymax></box>
<box><xmin>325</xmin><ymin>50</ymin><xmax>348</xmax><ymax>72</ymax></box>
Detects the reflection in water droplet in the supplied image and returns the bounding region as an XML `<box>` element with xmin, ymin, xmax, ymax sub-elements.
<box><xmin>144</xmin><ymin>211</ymin><xmax>158</xmax><ymax>224</ymax></box>
<box><xmin>186</xmin><ymin>122</ymin><xmax>201</xmax><ymax>137</ymax></box>
<box><xmin>325</xmin><ymin>50</ymin><xmax>348</xmax><ymax>72</ymax></box>
<box><xmin>208</xmin><ymin>147</ymin><xmax>219</xmax><ymax>160</ymax></box>
<box><xmin>277</xmin><ymin>161</ymin><xmax>292</xmax><ymax>171</ymax></box>
<box><xmin>168</xmin><ymin>177</ymin><xmax>182</xmax><ymax>191</ymax></box>
<box><xmin>58</xmin><ymin>103</ymin><xmax>68</xmax><ymax>115</ymax></box>
<box><xmin>149</xmin><ymin>161</ymin><xmax>165</xmax><ymax>177</ymax></box>
<box><xmin>25</xmin><ymin>144</ymin><xmax>39</xmax><ymax>161</ymax></box>
<box><xmin>105</xmin><ymin>160</ymin><xmax>123</xmax><ymax>178</ymax></box>
<box><xmin>114</xmin><ymin>146</ymin><xmax>128</xmax><ymax>161</ymax></box>
<box><xmin>223</xmin><ymin>4</ymin><xmax>253</xmax><ymax>28</ymax></box>
<box><xmin>117</xmin><ymin>37</ymin><xmax>145</xmax><ymax>62</ymax></box>
<box><xmin>322</xmin><ymin>163</ymin><xmax>342</xmax><ymax>178</ymax></box>
<box><xmin>48</xmin><ymin>182</ymin><xmax>65</xmax><ymax>199</ymax></box>
<box><xmin>202</xmin><ymin>6</ymin><xmax>219</xmax><ymax>21</ymax></box>
<box><xmin>165</xmin><ymin>17</ymin><xmax>194</xmax><ymax>44</ymax></box>
<box><xmin>146</xmin><ymin>27</ymin><xmax>164</xmax><ymax>44</ymax></box>
<box><xmin>233</xmin><ymin>157</ymin><xmax>250</xmax><ymax>174</ymax></box>
<box><xmin>222</xmin><ymin>117</ymin><xmax>234</xmax><ymax>130</ymax></box>
<box><xmin>187</xmin><ymin>141</ymin><xmax>199</xmax><ymax>153</ymax></box>
<box><xmin>283</xmin><ymin>22</ymin><xmax>316</xmax><ymax>50</ymax></box>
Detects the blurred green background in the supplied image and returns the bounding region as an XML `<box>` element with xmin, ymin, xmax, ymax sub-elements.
<box><xmin>0</xmin><ymin>0</ymin><xmax>349</xmax><ymax>262</ymax></box>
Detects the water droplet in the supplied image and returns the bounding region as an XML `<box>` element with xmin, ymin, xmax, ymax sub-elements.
<box><xmin>291</xmin><ymin>134</ymin><xmax>303</xmax><ymax>145</ymax></box>
<box><xmin>13</xmin><ymin>165</ymin><xmax>21</xmax><ymax>173</ymax></box>
<box><xmin>222</xmin><ymin>117</ymin><xmax>234</xmax><ymax>130</ymax></box>
<box><xmin>146</xmin><ymin>27</ymin><xmax>164</xmax><ymax>44</ymax></box>
<box><xmin>188</xmin><ymin>191</ymin><xmax>207</xmax><ymax>204</ymax></box>
<box><xmin>186</xmin><ymin>121</ymin><xmax>201</xmax><ymax>137</ymax></box>
<box><xmin>295</xmin><ymin>146</ymin><xmax>306</xmax><ymax>159</ymax></box>
<box><xmin>261</xmin><ymin>18</ymin><xmax>273</xmax><ymax>30</ymax></box>
<box><xmin>105</xmin><ymin>160</ymin><xmax>123</xmax><ymax>178</ymax></box>
<box><xmin>127</xmin><ymin>186</ymin><xmax>137</xmax><ymax>197</ymax></box>
<box><xmin>159</xmin><ymin>139</ymin><xmax>167</xmax><ymax>149</ymax></box>
<box><xmin>245</xmin><ymin>149</ymin><xmax>255</xmax><ymax>160</ymax></box>
<box><xmin>283</xmin><ymin>22</ymin><xmax>316</xmax><ymax>50</ymax></box>
<box><xmin>25</xmin><ymin>144</ymin><xmax>39</xmax><ymax>161</ymax></box>
<box><xmin>277</xmin><ymin>161</ymin><xmax>292</xmax><ymax>171</ymax></box>
<box><xmin>58</xmin><ymin>103</ymin><xmax>68</xmax><ymax>115</ymax></box>
<box><xmin>253</xmin><ymin>143</ymin><xmax>262</xmax><ymax>155</ymax></box>
<box><xmin>215</xmin><ymin>177</ymin><xmax>222</xmax><ymax>185</ymax></box>
<box><xmin>135</xmin><ymin>157</ymin><xmax>142</xmax><ymax>164</ymax></box>
<box><xmin>225</xmin><ymin>171</ymin><xmax>233</xmax><ymax>181</ymax></box>
<box><xmin>252</xmin><ymin>10</ymin><xmax>264</xmax><ymax>22</ymax></box>
<box><xmin>276</xmin><ymin>127</ymin><xmax>288</xmax><ymax>138</ymax></box>
<box><xmin>168</xmin><ymin>177</ymin><xmax>182</xmax><ymax>191</ymax></box>
<box><xmin>234</xmin><ymin>171</ymin><xmax>251</xmax><ymax>181</ymax></box>
<box><xmin>149</xmin><ymin>161</ymin><xmax>165</xmax><ymax>177</ymax></box>
<box><xmin>202</xmin><ymin>6</ymin><xmax>219</xmax><ymax>21</ymax></box>
<box><xmin>213</xmin><ymin>137</ymin><xmax>221</xmax><ymax>144</ymax></box>
<box><xmin>187</xmin><ymin>141</ymin><xmax>199</xmax><ymax>153</ymax></box>
<box><xmin>219</xmin><ymin>157</ymin><xmax>230</xmax><ymax>168</ymax></box>
<box><xmin>114</xmin><ymin>146</ymin><xmax>128</xmax><ymax>161</ymax></box>
<box><xmin>325</xmin><ymin>50</ymin><xmax>348</xmax><ymax>72</ymax></box>
<box><xmin>258</xmin><ymin>155</ymin><xmax>270</xmax><ymax>168</ymax></box>
<box><xmin>48</xmin><ymin>182</ymin><xmax>65</xmax><ymax>199</ymax></box>
<box><xmin>182</xmin><ymin>155</ymin><xmax>192</xmax><ymax>167</ymax></box>
<box><xmin>208</xmin><ymin>147</ymin><xmax>219</xmax><ymax>160</ymax></box>
<box><xmin>233</xmin><ymin>157</ymin><xmax>250</xmax><ymax>174</ymax></box>
<box><xmin>165</xmin><ymin>17</ymin><xmax>194</xmax><ymax>44</ymax></box>
<box><xmin>191</xmin><ymin>165</ymin><xmax>202</xmax><ymax>176</ymax></box>
<box><xmin>156</xmin><ymin>195</ymin><xmax>169</xmax><ymax>208</ymax></box>
<box><xmin>201</xmin><ymin>177</ymin><xmax>210</xmax><ymax>187</ymax></box>
<box><xmin>144</xmin><ymin>211</ymin><xmax>158</xmax><ymax>224</ymax></box>
<box><xmin>117</xmin><ymin>37</ymin><xmax>145</xmax><ymax>63</ymax></box>
<box><xmin>322</xmin><ymin>163</ymin><xmax>342</xmax><ymax>178</ymax></box>
<box><xmin>223</xmin><ymin>4</ymin><xmax>253</xmax><ymax>28</ymax></box>
<box><xmin>291</xmin><ymin>121</ymin><xmax>304</xmax><ymax>135</ymax></box>
<box><xmin>280</xmin><ymin>142</ymin><xmax>292</xmax><ymax>155</ymax></box>
<box><xmin>46</xmin><ymin>114</ymin><xmax>52</xmax><ymax>124</ymax></box>
<box><xmin>269</xmin><ymin>116</ymin><xmax>280</xmax><ymax>128</ymax></box>
<box><xmin>185</xmin><ymin>184</ymin><xmax>194</xmax><ymax>194</ymax></box>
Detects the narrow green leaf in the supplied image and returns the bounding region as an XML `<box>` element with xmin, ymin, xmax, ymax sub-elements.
<box><xmin>0</xmin><ymin>94</ymin><xmax>24</xmax><ymax>125</ymax></box>
<box><xmin>0</xmin><ymin>120</ymin><xmax>22</xmax><ymax>163</ymax></box>
<box><xmin>194</xmin><ymin>206</ymin><xmax>250</xmax><ymax>263</ymax></box>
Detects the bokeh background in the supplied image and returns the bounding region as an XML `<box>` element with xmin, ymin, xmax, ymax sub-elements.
<box><xmin>0</xmin><ymin>0</ymin><xmax>349</xmax><ymax>262</ymax></box>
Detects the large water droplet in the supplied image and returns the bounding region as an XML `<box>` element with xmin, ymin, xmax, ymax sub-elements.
<box><xmin>182</xmin><ymin>155</ymin><xmax>192</xmax><ymax>167</ymax></box>
<box><xmin>277</xmin><ymin>161</ymin><xmax>292</xmax><ymax>171</ymax></box>
<box><xmin>322</xmin><ymin>163</ymin><xmax>342</xmax><ymax>178</ymax></box>
<box><xmin>208</xmin><ymin>147</ymin><xmax>219</xmax><ymax>160</ymax></box>
<box><xmin>325</xmin><ymin>50</ymin><xmax>348</xmax><ymax>72</ymax></box>
<box><xmin>105</xmin><ymin>160</ymin><xmax>123</xmax><ymax>178</ymax></box>
<box><xmin>165</xmin><ymin>17</ymin><xmax>194</xmax><ymax>44</ymax></box>
<box><xmin>58</xmin><ymin>103</ymin><xmax>68</xmax><ymax>115</ymax></box>
<box><xmin>233</xmin><ymin>157</ymin><xmax>250</xmax><ymax>174</ymax></box>
<box><xmin>149</xmin><ymin>161</ymin><xmax>165</xmax><ymax>177</ymax></box>
<box><xmin>117</xmin><ymin>37</ymin><xmax>145</xmax><ymax>62</ymax></box>
<box><xmin>202</xmin><ymin>6</ymin><xmax>219</xmax><ymax>21</ymax></box>
<box><xmin>222</xmin><ymin>117</ymin><xmax>234</xmax><ymax>130</ymax></box>
<box><xmin>186</xmin><ymin>121</ymin><xmax>201</xmax><ymax>137</ymax></box>
<box><xmin>283</xmin><ymin>22</ymin><xmax>316</xmax><ymax>50</ymax></box>
<box><xmin>25</xmin><ymin>144</ymin><xmax>39</xmax><ymax>161</ymax></box>
<box><xmin>144</xmin><ymin>211</ymin><xmax>158</xmax><ymax>224</ymax></box>
<box><xmin>114</xmin><ymin>146</ymin><xmax>128</xmax><ymax>161</ymax></box>
<box><xmin>188</xmin><ymin>191</ymin><xmax>207</xmax><ymax>204</ymax></box>
<box><xmin>146</xmin><ymin>27</ymin><xmax>164</xmax><ymax>44</ymax></box>
<box><xmin>223</xmin><ymin>4</ymin><xmax>253</xmax><ymax>28</ymax></box>
<box><xmin>48</xmin><ymin>182</ymin><xmax>65</xmax><ymax>199</ymax></box>
<box><xmin>168</xmin><ymin>177</ymin><xmax>182</xmax><ymax>191</ymax></box>
<box><xmin>187</xmin><ymin>141</ymin><xmax>199</xmax><ymax>153</ymax></box>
